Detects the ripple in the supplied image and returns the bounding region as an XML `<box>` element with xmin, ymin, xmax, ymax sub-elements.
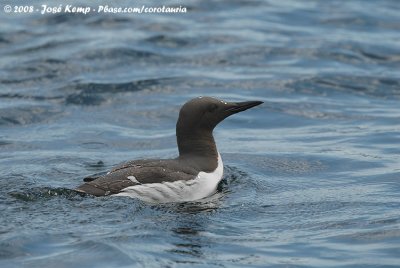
<box><xmin>8</xmin><ymin>187</ymin><xmax>87</xmax><ymax>202</ymax></box>
<box><xmin>0</xmin><ymin>141</ymin><xmax>12</xmax><ymax>146</ymax></box>
<box><xmin>82</xmin><ymin>47</ymin><xmax>171</xmax><ymax>63</ymax></box>
<box><xmin>13</xmin><ymin>39</ymin><xmax>81</xmax><ymax>54</ymax></box>
<box><xmin>291</xmin><ymin>75</ymin><xmax>400</xmax><ymax>99</ymax></box>
<box><xmin>63</xmin><ymin>78</ymin><xmax>181</xmax><ymax>105</ymax></box>
<box><xmin>0</xmin><ymin>106</ymin><xmax>62</xmax><ymax>126</ymax></box>
<box><xmin>225</xmin><ymin>154</ymin><xmax>326</xmax><ymax>176</ymax></box>
<box><xmin>65</xmin><ymin>92</ymin><xmax>106</xmax><ymax>105</ymax></box>
<box><xmin>144</xmin><ymin>35</ymin><xmax>191</xmax><ymax>48</ymax></box>
<box><xmin>1</xmin><ymin>58</ymin><xmax>78</xmax><ymax>89</ymax></box>
<box><xmin>0</xmin><ymin>93</ymin><xmax>63</xmax><ymax>101</ymax></box>
<box><xmin>0</xmin><ymin>235</ymin><xmax>135</xmax><ymax>267</ymax></box>
<box><xmin>86</xmin><ymin>16</ymin><xmax>133</xmax><ymax>27</ymax></box>
<box><xmin>34</xmin><ymin>13</ymin><xmax>88</xmax><ymax>25</ymax></box>
<box><xmin>0</xmin><ymin>35</ymin><xmax>10</xmax><ymax>44</ymax></box>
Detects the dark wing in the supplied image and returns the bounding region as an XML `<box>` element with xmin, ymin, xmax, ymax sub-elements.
<box><xmin>81</xmin><ymin>160</ymin><xmax>141</xmax><ymax>182</ymax></box>
<box><xmin>76</xmin><ymin>159</ymin><xmax>199</xmax><ymax>196</ymax></box>
<box><xmin>83</xmin><ymin>171</ymin><xmax>108</xmax><ymax>182</ymax></box>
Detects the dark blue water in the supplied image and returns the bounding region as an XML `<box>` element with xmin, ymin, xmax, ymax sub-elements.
<box><xmin>1</xmin><ymin>0</ymin><xmax>400</xmax><ymax>267</ymax></box>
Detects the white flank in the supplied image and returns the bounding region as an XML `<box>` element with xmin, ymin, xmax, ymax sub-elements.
<box><xmin>127</xmin><ymin>175</ymin><xmax>140</xmax><ymax>184</ymax></box>
<box><xmin>114</xmin><ymin>153</ymin><xmax>224</xmax><ymax>203</ymax></box>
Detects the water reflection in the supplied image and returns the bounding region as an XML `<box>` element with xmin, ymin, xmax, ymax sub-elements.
<box><xmin>149</xmin><ymin>191</ymin><xmax>226</xmax><ymax>262</ymax></box>
<box><xmin>170</xmin><ymin>225</ymin><xmax>204</xmax><ymax>259</ymax></box>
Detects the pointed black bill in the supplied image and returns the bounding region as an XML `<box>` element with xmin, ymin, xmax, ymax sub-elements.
<box><xmin>224</xmin><ymin>100</ymin><xmax>263</xmax><ymax>115</ymax></box>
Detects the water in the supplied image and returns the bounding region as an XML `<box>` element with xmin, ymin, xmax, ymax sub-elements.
<box><xmin>1</xmin><ymin>0</ymin><xmax>399</xmax><ymax>267</ymax></box>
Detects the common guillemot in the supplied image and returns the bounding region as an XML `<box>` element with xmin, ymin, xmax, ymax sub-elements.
<box><xmin>76</xmin><ymin>96</ymin><xmax>263</xmax><ymax>203</ymax></box>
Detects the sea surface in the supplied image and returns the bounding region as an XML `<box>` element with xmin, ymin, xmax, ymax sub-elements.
<box><xmin>1</xmin><ymin>0</ymin><xmax>399</xmax><ymax>267</ymax></box>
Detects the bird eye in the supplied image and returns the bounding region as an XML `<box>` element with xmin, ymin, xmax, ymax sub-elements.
<box><xmin>208</xmin><ymin>104</ymin><xmax>218</xmax><ymax>113</ymax></box>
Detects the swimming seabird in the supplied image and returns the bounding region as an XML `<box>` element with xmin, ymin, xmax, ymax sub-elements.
<box><xmin>76</xmin><ymin>96</ymin><xmax>263</xmax><ymax>203</ymax></box>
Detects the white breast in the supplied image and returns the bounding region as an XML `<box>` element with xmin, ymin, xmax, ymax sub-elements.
<box><xmin>114</xmin><ymin>153</ymin><xmax>224</xmax><ymax>203</ymax></box>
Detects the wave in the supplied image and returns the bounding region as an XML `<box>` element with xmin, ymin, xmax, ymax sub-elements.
<box><xmin>9</xmin><ymin>187</ymin><xmax>88</xmax><ymax>202</ymax></box>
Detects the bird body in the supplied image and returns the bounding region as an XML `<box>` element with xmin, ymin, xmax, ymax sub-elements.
<box><xmin>76</xmin><ymin>97</ymin><xmax>262</xmax><ymax>203</ymax></box>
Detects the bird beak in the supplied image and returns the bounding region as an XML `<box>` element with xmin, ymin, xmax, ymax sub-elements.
<box><xmin>224</xmin><ymin>100</ymin><xmax>263</xmax><ymax>115</ymax></box>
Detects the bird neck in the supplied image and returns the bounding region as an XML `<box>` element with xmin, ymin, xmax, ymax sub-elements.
<box><xmin>176</xmin><ymin>130</ymin><xmax>219</xmax><ymax>171</ymax></box>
